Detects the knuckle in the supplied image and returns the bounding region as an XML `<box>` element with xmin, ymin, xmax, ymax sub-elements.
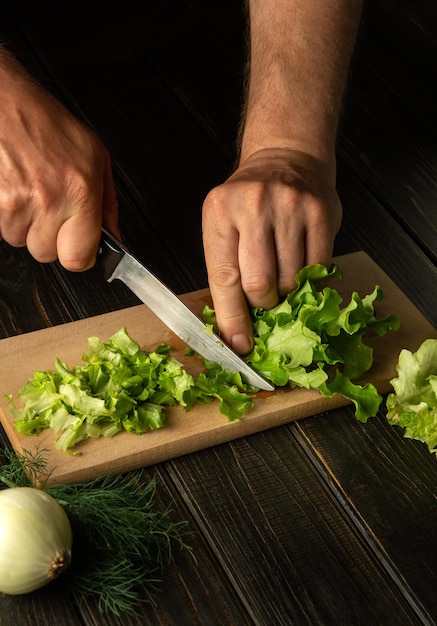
<box><xmin>0</xmin><ymin>187</ymin><xmax>26</xmax><ymax>216</ymax></box>
<box><xmin>209</xmin><ymin>263</ymin><xmax>241</xmax><ymax>290</ymax></box>
<box><xmin>32</xmin><ymin>165</ymin><xmax>96</xmax><ymax>213</ymax></box>
<box><xmin>29</xmin><ymin>182</ymin><xmax>54</xmax><ymax>211</ymax></box>
<box><xmin>63</xmin><ymin>169</ymin><xmax>96</xmax><ymax>209</ymax></box>
<box><xmin>242</xmin><ymin>275</ymin><xmax>276</xmax><ymax>309</ymax></box>
<box><xmin>242</xmin><ymin>275</ymin><xmax>271</xmax><ymax>298</ymax></box>
<box><xmin>202</xmin><ymin>185</ymin><xmax>229</xmax><ymax>220</ymax></box>
<box><xmin>278</xmin><ymin>276</ymin><xmax>297</xmax><ymax>296</ymax></box>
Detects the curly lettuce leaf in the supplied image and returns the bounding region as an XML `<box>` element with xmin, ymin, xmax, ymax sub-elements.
<box><xmin>206</xmin><ymin>263</ymin><xmax>398</xmax><ymax>423</ymax></box>
<box><xmin>319</xmin><ymin>371</ymin><xmax>382</xmax><ymax>423</ymax></box>
<box><xmin>195</xmin><ymin>368</ymin><xmax>254</xmax><ymax>421</ymax></box>
<box><xmin>386</xmin><ymin>339</ymin><xmax>437</xmax><ymax>454</ymax></box>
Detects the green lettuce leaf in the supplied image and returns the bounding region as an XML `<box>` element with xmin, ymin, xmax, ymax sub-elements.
<box><xmin>386</xmin><ymin>339</ymin><xmax>437</xmax><ymax>454</ymax></box>
<box><xmin>319</xmin><ymin>371</ymin><xmax>382</xmax><ymax>423</ymax></box>
<box><xmin>8</xmin><ymin>327</ymin><xmax>254</xmax><ymax>452</ymax></box>
<box><xmin>244</xmin><ymin>264</ymin><xmax>399</xmax><ymax>421</ymax></box>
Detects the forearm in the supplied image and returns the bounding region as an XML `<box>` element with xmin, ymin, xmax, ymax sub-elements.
<box><xmin>241</xmin><ymin>0</ymin><xmax>363</xmax><ymax>170</ymax></box>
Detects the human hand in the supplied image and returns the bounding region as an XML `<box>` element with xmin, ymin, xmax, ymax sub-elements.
<box><xmin>0</xmin><ymin>50</ymin><xmax>119</xmax><ymax>270</ymax></box>
<box><xmin>202</xmin><ymin>148</ymin><xmax>342</xmax><ymax>354</ymax></box>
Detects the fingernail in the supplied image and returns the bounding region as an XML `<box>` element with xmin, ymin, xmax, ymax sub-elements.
<box><xmin>230</xmin><ymin>334</ymin><xmax>252</xmax><ymax>355</ymax></box>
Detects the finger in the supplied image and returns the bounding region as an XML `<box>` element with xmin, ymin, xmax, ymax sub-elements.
<box><xmin>203</xmin><ymin>213</ymin><xmax>253</xmax><ymax>354</ymax></box>
<box><xmin>304</xmin><ymin>194</ymin><xmax>342</xmax><ymax>267</ymax></box>
<box><xmin>305</xmin><ymin>222</ymin><xmax>334</xmax><ymax>268</ymax></box>
<box><xmin>57</xmin><ymin>204</ymin><xmax>102</xmax><ymax>271</ymax></box>
<box><xmin>26</xmin><ymin>218</ymin><xmax>59</xmax><ymax>263</ymax></box>
<box><xmin>276</xmin><ymin>237</ymin><xmax>305</xmax><ymax>296</ymax></box>
<box><xmin>273</xmin><ymin>213</ymin><xmax>305</xmax><ymax>296</ymax></box>
<box><xmin>207</xmin><ymin>238</ymin><xmax>254</xmax><ymax>354</ymax></box>
<box><xmin>0</xmin><ymin>200</ymin><xmax>30</xmax><ymax>248</ymax></box>
<box><xmin>238</xmin><ymin>221</ymin><xmax>278</xmax><ymax>310</ymax></box>
<box><xmin>0</xmin><ymin>223</ymin><xmax>28</xmax><ymax>248</ymax></box>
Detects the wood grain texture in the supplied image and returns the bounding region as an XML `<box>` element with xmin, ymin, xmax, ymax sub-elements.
<box><xmin>71</xmin><ymin>467</ymin><xmax>254</xmax><ymax>626</ymax></box>
<box><xmin>0</xmin><ymin>243</ymin><xmax>75</xmax><ymax>338</ymax></box>
<box><xmin>293</xmin><ymin>408</ymin><xmax>437</xmax><ymax>622</ymax></box>
<box><xmin>0</xmin><ymin>252</ymin><xmax>435</xmax><ymax>486</ymax></box>
<box><xmin>164</xmin><ymin>430</ymin><xmax>425</xmax><ymax>625</ymax></box>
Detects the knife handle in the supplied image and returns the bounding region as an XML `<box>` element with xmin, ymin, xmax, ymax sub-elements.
<box><xmin>99</xmin><ymin>229</ymin><xmax>125</xmax><ymax>280</ymax></box>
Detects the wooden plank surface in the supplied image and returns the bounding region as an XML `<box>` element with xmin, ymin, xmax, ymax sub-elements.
<box><xmin>293</xmin><ymin>409</ymin><xmax>437</xmax><ymax>621</ymax></box>
<box><xmin>165</xmin><ymin>427</ymin><xmax>431</xmax><ymax>626</ymax></box>
<box><xmin>0</xmin><ymin>251</ymin><xmax>435</xmax><ymax>486</ymax></box>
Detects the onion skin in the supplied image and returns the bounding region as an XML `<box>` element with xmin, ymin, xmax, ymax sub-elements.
<box><xmin>0</xmin><ymin>487</ymin><xmax>73</xmax><ymax>595</ymax></box>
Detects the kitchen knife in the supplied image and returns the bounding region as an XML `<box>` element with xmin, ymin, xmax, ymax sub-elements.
<box><xmin>99</xmin><ymin>230</ymin><xmax>274</xmax><ymax>391</ymax></box>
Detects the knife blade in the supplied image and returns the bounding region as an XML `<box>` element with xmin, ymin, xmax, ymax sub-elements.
<box><xmin>99</xmin><ymin>230</ymin><xmax>274</xmax><ymax>391</ymax></box>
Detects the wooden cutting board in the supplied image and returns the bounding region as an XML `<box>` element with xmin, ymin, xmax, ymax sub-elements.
<box><xmin>0</xmin><ymin>252</ymin><xmax>435</xmax><ymax>486</ymax></box>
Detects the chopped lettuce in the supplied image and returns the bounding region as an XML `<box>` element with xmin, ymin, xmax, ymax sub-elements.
<box><xmin>386</xmin><ymin>339</ymin><xmax>437</xmax><ymax>454</ymax></box>
<box><xmin>205</xmin><ymin>263</ymin><xmax>400</xmax><ymax>422</ymax></box>
<box><xmin>7</xmin><ymin>328</ymin><xmax>254</xmax><ymax>452</ymax></box>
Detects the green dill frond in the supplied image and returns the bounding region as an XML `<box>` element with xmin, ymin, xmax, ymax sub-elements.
<box><xmin>71</xmin><ymin>557</ymin><xmax>162</xmax><ymax>616</ymax></box>
<box><xmin>0</xmin><ymin>448</ymin><xmax>195</xmax><ymax>616</ymax></box>
<box><xmin>0</xmin><ymin>445</ymin><xmax>51</xmax><ymax>488</ymax></box>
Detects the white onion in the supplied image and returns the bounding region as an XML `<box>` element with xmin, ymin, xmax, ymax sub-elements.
<box><xmin>0</xmin><ymin>487</ymin><xmax>73</xmax><ymax>595</ymax></box>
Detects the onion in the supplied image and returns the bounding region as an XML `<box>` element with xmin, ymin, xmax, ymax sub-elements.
<box><xmin>0</xmin><ymin>487</ymin><xmax>73</xmax><ymax>595</ymax></box>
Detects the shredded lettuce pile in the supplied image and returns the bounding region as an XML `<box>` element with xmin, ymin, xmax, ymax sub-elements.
<box><xmin>205</xmin><ymin>263</ymin><xmax>400</xmax><ymax>422</ymax></box>
<box><xmin>7</xmin><ymin>329</ymin><xmax>255</xmax><ymax>452</ymax></box>
<box><xmin>8</xmin><ymin>263</ymin><xmax>400</xmax><ymax>452</ymax></box>
<box><xmin>386</xmin><ymin>339</ymin><xmax>437</xmax><ymax>454</ymax></box>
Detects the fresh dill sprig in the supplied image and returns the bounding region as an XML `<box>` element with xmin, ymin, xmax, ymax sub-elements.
<box><xmin>0</xmin><ymin>447</ymin><xmax>195</xmax><ymax>616</ymax></box>
<box><xmin>47</xmin><ymin>472</ymin><xmax>195</xmax><ymax>615</ymax></box>
<box><xmin>0</xmin><ymin>445</ymin><xmax>50</xmax><ymax>488</ymax></box>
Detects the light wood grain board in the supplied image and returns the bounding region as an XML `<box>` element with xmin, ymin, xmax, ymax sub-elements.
<box><xmin>0</xmin><ymin>252</ymin><xmax>435</xmax><ymax>486</ymax></box>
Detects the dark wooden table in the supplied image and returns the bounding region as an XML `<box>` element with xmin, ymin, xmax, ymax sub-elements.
<box><xmin>1</xmin><ymin>1</ymin><xmax>437</xmax><ymax>624</ymax></box>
